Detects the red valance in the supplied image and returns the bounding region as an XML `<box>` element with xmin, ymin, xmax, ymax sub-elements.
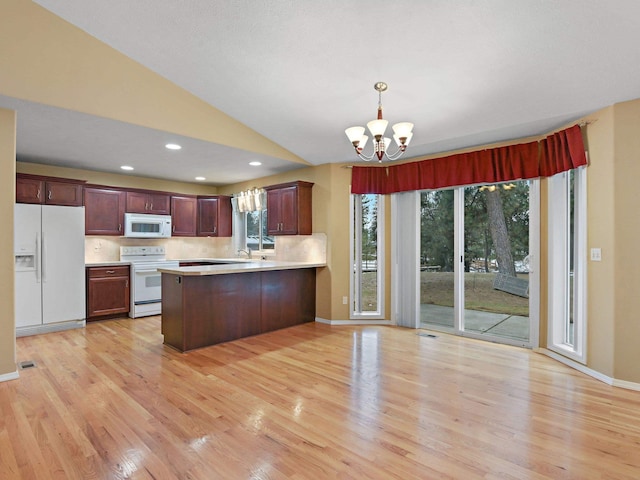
<box><xmin>351</xmin><ymin>125</ymin><xmax>587</xmax><ymax>194</ymax></box>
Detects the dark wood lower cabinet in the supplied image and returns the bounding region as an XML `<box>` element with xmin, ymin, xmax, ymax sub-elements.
<box><xmin>161</xmin><ymin>269</ymin><xmax>316</xmax><ymax>351</ymax></box>
<box><xmin>86</xmin><ymin>266</ymin><xmax>130</xmax><ymax>320</ymax></box>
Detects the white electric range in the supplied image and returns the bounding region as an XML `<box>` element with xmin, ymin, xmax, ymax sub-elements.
<box><xmin>119</xmin><ymin>246</ymin><xmax>179</xmax><ymax>318</ymax></box>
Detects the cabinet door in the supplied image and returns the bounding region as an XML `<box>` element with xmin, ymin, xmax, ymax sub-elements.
<box><xmin>84</xmin><ymin>188</ymin><xmax>126</xmax><ymax>235</ymax></box>
<box><xmin>45</xmin><ymin>181</ymin><xmax>83</xmax><ymax>206</ymax></box>
<box><xmin>86</xmin><ymin>266</ymin><xmax>130</xmax><ymax>319</ymax></box>
<box><xmin>125</xmin><ymin>191</ymin><xmax>149</xmax><ymax>213</ymax></box>
<box><xmin>171</xmin><ymin>196</ymin><xmax>197</xmax><ymax>236</ymax></box>
<box><xmin>147</xmin><ymin>193</ymin><xmax>170</xmax><ymax>214</ymax></box>
<box><xmin>216</xmin><ymin>196</ymin><xmax>232</xmax><ymax>236</ymax></box>
<box><xmin>266</xmin><ymin>189</ymin><xmax>282</xmax><ymax>235</ymax></box>
<box><xmin>278</xmin><ymin>186</ymin><xmax>299</xmax><ymax>234</ymax></box>
<box><xmin>126</xmin><ymin>192</ymin><xmax>170</xmax><ymax>214</ymax></box>
<box><xmin>197</xmin><ymin>197</ymin><xmax>220</xmax><ymax>236</ymax></box>
<box><xmin>16</xmin><ymin>177</ymin><xmax>44</xmax><ymax>204</ymax></box>
<box><xmin>196</xmin><ymin>196</ymin><xmax>232</xmax><ymax>237</ymax></box>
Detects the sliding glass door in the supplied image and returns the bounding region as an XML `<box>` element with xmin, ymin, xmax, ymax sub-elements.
<box><xmin>416</xmin><ymin>180</ymin><xmax>538</xmax><ymax>347</ymax></box>
<box><xmin>419</xmin><ymin>189</ymin><xmax>456</xmax><ymax>330</ymax></box>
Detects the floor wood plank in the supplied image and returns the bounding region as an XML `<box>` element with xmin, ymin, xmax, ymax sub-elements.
<box><xmin>2</xmin><ymin>317</ymin><xmax>640</xmax><ymax>479</ymax></box>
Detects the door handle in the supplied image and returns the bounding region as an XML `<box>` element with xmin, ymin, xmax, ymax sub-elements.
<box><xmin>35</xmin><ymin>233</ymin><xmax>41</xmax><ymax>283</ymax></box>
<box><xmin>41</xmin><ymin>232</ymin><xmax>47</xmax><ymax>282</ymax></box>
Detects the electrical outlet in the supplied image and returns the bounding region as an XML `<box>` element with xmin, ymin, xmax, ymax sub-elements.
<box><xmin>590</xmin><ymin>248</ymin><xmax>602</xmax><ymax>261</ymax></box>
<box><xmin>342</xmin><ymin>296</ymin><xmax>348</xmax><ymax>305</ymax></box>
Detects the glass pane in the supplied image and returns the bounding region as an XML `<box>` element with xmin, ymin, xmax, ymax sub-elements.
<box><xmin>463</xmin><ymin>182</ymin><xmax>530</xmax><ymax>342</ymax></box>
<box><xmin>246</xmin><ymin>210</ymin><xmax>274</xmax><ymax>251</ymax></box>
<box><xmin>420</xmin><ymin>190</ymin><xmax>455</xmax><ymax>330</ymax></box>
<box><xmin>567</xmin><ymin>169</ymin><xmax>575</xmax><ymax>345</ymax></box>
<box><xmin>360</xmin><ymin>194</ymin><xmax>378</xmax><ymax>312</ymax></box>
<box><xmin>246</xmin><ymin>211</ymin><xmax>261</xmax><ymax>251</ymax></box>
<box><xmin>261</xmin><ymin>210</ymin><xmax>274</xmax><ymax>250</ymax></box>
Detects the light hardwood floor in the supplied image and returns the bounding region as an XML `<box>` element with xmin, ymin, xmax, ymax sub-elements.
<box><xmin>2</xmin><ymin>317</ymin><xmax>640</xmax><ymax>479</ymax></box>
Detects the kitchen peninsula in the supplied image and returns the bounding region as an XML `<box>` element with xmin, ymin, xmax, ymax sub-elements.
<box><xmin>159</xmin><ymin>260</ymin><xmax>325</xmax><ymax>351</ymax></box>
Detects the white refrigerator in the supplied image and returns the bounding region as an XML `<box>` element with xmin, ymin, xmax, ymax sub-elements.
<box><xmin>14</xmin><ymin>204</ymin><xmax>86</xmax><ymax>331</ymax></box>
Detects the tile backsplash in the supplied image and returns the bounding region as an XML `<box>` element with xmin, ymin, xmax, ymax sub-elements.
<box><xmin>85</xmin><ymin>233</ymin><xmax>327</xmax><ymax>264</ymax></box>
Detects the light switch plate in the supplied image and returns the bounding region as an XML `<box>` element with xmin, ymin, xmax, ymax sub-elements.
<box><xmin>590</xmin><ymin>248</ymin><xmax>602</xmax><ymax>261</ymax></box>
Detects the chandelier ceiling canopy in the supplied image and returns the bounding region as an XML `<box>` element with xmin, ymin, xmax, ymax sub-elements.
<box><xmin>345</xmin><ymin>82</ymin><xmax>414</xmax><ymax>162</ymax></box>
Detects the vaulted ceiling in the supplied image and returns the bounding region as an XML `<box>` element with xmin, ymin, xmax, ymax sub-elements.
<box><xmin>5</xmin><ymin>1</ymin><xmax>640</xmax><ymax>185</ymax></box>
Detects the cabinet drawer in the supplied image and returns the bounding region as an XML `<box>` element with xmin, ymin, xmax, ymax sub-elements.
<box><xmin>87</xmin><ymin>266</ymin><xmax>130</xmax><ymax>278</ymax></box>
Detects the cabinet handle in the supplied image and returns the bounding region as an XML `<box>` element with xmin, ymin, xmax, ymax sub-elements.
<box><xmin>118</xmin><ymin>224</ymin><xmax>122</xmax><ymax>232</ymax></box>
<box><xmin>125</xmin><ymin>280</ymin><xmax>129</xmax><ymax>288</ymax></box>
<box><xmin>172</xmin><ymin>225</ymin><xmax>175</xmax><ymax>232</ymax></box>
<box><xmin>37</xmin><ymin>189</ymin><xmax>41</xmax><ymax>199</ymax></box>
<box><xmin>106</xmin><ymin>270</ymin><xmax>115</xmax><ymax>274</ymax></box>
<box><xmin>150</xmin><ymin>203</ymin><xmax>153</xmax><ymax>210</ymax></box>
<box><xmin>213</xmin><ymin>226</ymin><xmax>216</xmax><ymax>234</ymax></box>
<box><xmin>48</xmin><ymin>190</ymin><xmax>52</xmax><ymax>200</ymax></box>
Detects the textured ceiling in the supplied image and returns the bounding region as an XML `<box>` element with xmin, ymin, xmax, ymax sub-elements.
<box><xmin>9</xmin><ymin>0</ymin><xmax>640</xmax><ymax>184</ymax></box>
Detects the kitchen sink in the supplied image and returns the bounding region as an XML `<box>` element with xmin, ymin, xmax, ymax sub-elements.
<box><xmin>179</xmin><ymin>259</ymin><xmax>247</xmax><ymax>267</ymax></box>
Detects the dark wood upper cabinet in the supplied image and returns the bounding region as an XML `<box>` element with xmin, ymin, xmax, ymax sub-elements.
<box><xmin>125</xmin><ymin>191</ymin><xmax>170</xmax><ymax>215</ymax></box>
<box><xmin>15</xmin><ymin>176</ymin><xmax>43</xmax><ymax>204</ymax></box>
<box><xmin>171</xmin><ymin>195</ymin><xmax>197</xmax><ymax>236</ymax></box>
<box><xmin>265</xmin><ymin>181</ymin><xmax>313</xmax><ymax>235</ymax></box>
<box><xmin>16</xmin><ymin>173</ymin><xmax>84</xmax><ymax>206</ymax></box>
<box><xmin>197</xmin><ymin>195</ymin><xmax>232</xmax><ymax>237</ymax></box>
<box><xmin>84</xmin><ymin>187</ymin><xmax>126</xmax><ymax>235</ymax></box>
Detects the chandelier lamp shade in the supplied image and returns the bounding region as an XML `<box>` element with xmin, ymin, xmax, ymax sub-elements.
<box><xmin>345</xmin><ymin>82</ymin><xmax>414</xmax><ymax>162</ymax></box>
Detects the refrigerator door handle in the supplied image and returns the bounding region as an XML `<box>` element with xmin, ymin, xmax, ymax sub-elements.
<box><xmin>35</xmin><ymin>232</ymin><xmax>41</xmax><ymax>283</ymax></box>
<box><xmin>41</xmin><ymin>231</ymin><xmax>46</xmax><ymax>283</ymax></box>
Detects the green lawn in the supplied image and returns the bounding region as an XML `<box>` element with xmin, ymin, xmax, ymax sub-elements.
<box><xmin>361</xmin><ymin>271</ymin><xmax>529</xmax><ymax>316</ymax></box>
<box><xmin>421</xmin><ymin>271</ymin><xmax>529</xmax><ymax>316</ymax></box>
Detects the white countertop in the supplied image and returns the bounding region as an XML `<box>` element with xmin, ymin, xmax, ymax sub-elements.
<box><xmin>85</xmin><ymin>261</ymin><xmax>131</xmax><ymax>267</ymax></box>
<box><xmin>85</xmin><ymin>258</ymin><xmax>247</xmax><ymax>267</ymax></box>
<box><xmin>158</xmin><ymin>260</ymin><xmax>326</xmax><ymax>276</ymax></box>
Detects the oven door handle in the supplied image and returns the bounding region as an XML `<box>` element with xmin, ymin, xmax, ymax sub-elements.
<box><xmin>133</xmin><ymin>268</ymin><xmax>162</xmax><ymax>274</ymax></box>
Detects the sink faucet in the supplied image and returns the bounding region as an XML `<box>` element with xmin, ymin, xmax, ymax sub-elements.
<box><xmin>237</xmin><ymin>248</ymin><xmax>252</xmax><ymax>259</ymax></box>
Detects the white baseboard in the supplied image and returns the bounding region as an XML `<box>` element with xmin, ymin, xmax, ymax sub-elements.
<box><xmin>536</xmin><ymin>348</ymin><xmax>640</xmax><ymax>391</ymax></box>
<box><xmin>16</xmin><ymin>319</ymin><xmax>85</xmax><ymax>338</ymax></box>
<box><xmin>0</xmin><ymin>370</ymin><xmax>19</xmax><ymax>383</ymax></box>
<box><xmin>315</xmin><ymin>317</ymin><xmax>393</xmax><ymax>326</ymax></box>
<box><xmin>612</xmin><ymin>378</ymin><xmax>640</xmax><ymax>392</ymax></box>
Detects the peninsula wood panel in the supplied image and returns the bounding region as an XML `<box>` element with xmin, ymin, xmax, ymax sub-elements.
<box><xmin>261</xmin><ymin>269</ymin><xmax>315</xmax><ymax>330</ymax></box>
<box><xmin>161</xmin><ymin>268</ymin><xmax>316</xmax><ymax>351</ymax></box>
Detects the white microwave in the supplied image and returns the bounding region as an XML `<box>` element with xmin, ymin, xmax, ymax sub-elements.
<box><xmin>124</xmin><ymin>213</ymin><xmax>172</xmax><ymax>238</ymax></box>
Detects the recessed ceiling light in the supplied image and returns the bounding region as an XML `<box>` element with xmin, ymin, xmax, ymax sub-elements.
<box><xmin>249</xmin><ymin>161</ymin><xmax>262</xmax><ymax>166</ymax></box>
<box><xmin>165</xmin><ymin>143</ymin><xmax>182</xmax><ymax>150</ymax></box>
<box><xmin>195</xmin><ymin>176</ymin><xmax>206</xmax><ymax>181</ymax></box>
<box><xmin>120</xmin><ymin>165</ymin><xmax>134</xmax><ymax>171</ymax></box>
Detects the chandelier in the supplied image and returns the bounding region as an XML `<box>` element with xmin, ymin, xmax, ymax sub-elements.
<box><xmin>345</xmin><ymin>82</ymin><xmax>414</xmax><ymax>162</ymax></box>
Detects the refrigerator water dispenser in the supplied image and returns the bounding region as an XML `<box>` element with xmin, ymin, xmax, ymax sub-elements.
<box><xmin>15</xmin><ymin>253</ymin><xmax>36</xmax><ymax>271</ymax></box>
